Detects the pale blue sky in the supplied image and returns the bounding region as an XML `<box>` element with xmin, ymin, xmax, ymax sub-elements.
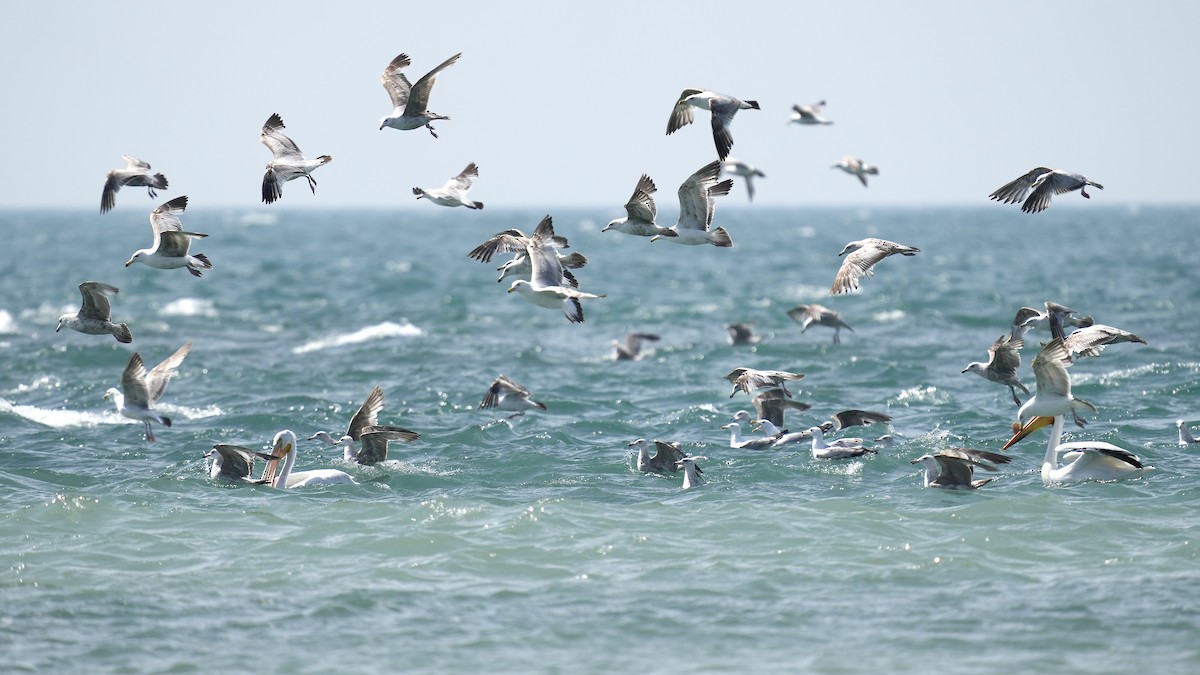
<box><xmin>1</xmin><ymin>1</ymin><xmax>1195</xmax><ymax>210</ymax></box>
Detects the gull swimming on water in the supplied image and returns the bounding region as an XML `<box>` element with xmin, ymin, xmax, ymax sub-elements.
<box><xmin>805</xmin><ymin>426</ymin><xmax>876</xmax><ymax>459</ymax></box>
<box><xmin>789</xmin><ymin>100</ymin><xmax>833</xmax><ymax>126</ymax></box>
<box><xmin>749</xmin><ymin>419</ymin><xmax>808</xmax><ymax>448</ymax></box>
<box><xmin>611</xmin><ymin>333</ymin><xmax>660</xmax><ymax>361</ymax></box>
<box><xmin>720</xmin><ymin>158</ymin><xmax>765</xmax><ymax>202</ymax></box>
<box><xmin>480</xmin><ymin>375</ymin><xmax>546</xmax><ymax>416</ymax></box>
<box><xmin>308</xmin><ymin>385</ymin><xmax>420</xmax><ymax>465</ymax></box>
<box><xmin>665</xmin><ymin>88</ymin><xmax>760</xmax><ymax>160</ymax></box>
<box><xmin>962</xmin><ymin>333</ymin><xmax>1030</xmax><ymax>406</ymax></box>
<box><xmin>721</xmin><ymin>421</ymin><xmax>778</xmax><ymax>450</ymax></box>
<box><xmin>831</xmin><ymin>238</ymin><xmax>920</xmax><ymax>295</ymax></box>
<box><xmin>260</xmin><ymin>113</ymin><xmax>332</xmax><ymax>204</ymax></box>
<box><xmin>123</xmin><ymin>196</ymin><xmax>212</xmax><ymax>277</ymax></box>
<box><xmin>676</xmin><ymin>456</ymin><xmax>706</xmax><ymax>489</ymax></box>
<box><xmin>650</xmin><ymin>160</ymin><xmax>734</xmax><ymax>246</ymax></box>
<box><xmin>103</xmin><ymin>342</ymin><xmax>192</xmax><ymax>443</ymax></box>
<box><xmin>261</xmin><ymin>430</ymin><xmax>358</xmax><ymax>488</ymax></box>
<box><xmin>989</xmin><ymin>168</ymin><xmax>1103</xmax><ymax>214</ymax></box>
<box><xmin>205</xmin><ymin>444</ymin><xmax>275</xmax><ymax>484</ymax></box>
<box><xmin>629</xmin><ymin>438</ymin><xmax>687</xmax><ymax>473</ymax></box>
<box><xmin>413</xmin><ymin>162</ymin><xmax>484</xmax><ymax>209</ymax></box>
<box><xmin>56</xmin><ymin>282</ymin><xmax>133</xmax><ymax>343</ymax></box>
<box><xmin>379</xmin><ymin>51</ymin><xmax>461</xmax><ymax>137</ymax></box>
<box><xmin>100</xmin><ymin>155</ymin><xmax>168</xmax><ymax>213</ymax></box>
<box><xmin>602</xmin><ymin>174</ymin><xmax>674</xmax><ymax>238</ymax></box>
<box><xmin>831</xmin><ymin>156</ymin><xmax>879</xmax><ymax>187</ymax></box>
<box><xmin>1177</xmin><ymin>420</ymin><xmax>1199</xmax><ymax>446</ymax></box>
<box><xmin>787</xmin><ymin>304</ymin><xmax>853</xmax><ymax>344</ymax></box>
<box><xmin>911</xmin><ymin>448</ymin><xmax>1013</xmax><ymax>490</ymax></box>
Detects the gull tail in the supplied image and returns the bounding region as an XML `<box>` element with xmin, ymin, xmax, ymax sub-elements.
<box><xmin>470</xmin><ymin>201</ymin><xmax>484</xmax><ymax>210</ymax></box>
<box><xmin>161</xmin><ymin>414</ymin><xmax>172</xmax><ymax>428</ymax></box>
<box><xmin>113</xmin><ymin>324</ymin><xmax>133</xmax><ymax>344</ymax></box>
<box><xmin>412</xmin><ymin>188</ymin><xmax>426</xmax><ymax>199</ymax></box>
<box><xmin>710</xmin><ymin>227</ymin><xmax>734</xmax><ymax>248</ymax></box>
<box><xmin>151</xmin><ymin>173</ymin><xmax>168</xmax><ymax>190</ymax></box>
<box><xmin>564</xmin><ymin>298</ymin><xmax>585</xmax><ymax>323</ymax></box>
<box><xmin>317</xmin><ymin>155</ymin><xmax>333</xmax><ymax>164</ymax></box>
<box><xmin>745</xmin><ymin>100</ymin><xmax>761</xmax><ymax>110</ymax></box>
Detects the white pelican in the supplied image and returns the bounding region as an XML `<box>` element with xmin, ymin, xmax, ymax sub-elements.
<box><xmin>787</xmin><ymin>304</ymin><xmax>853</xmax><ymax>344</ymax></box>
<box><xmin>103</xmin><ymin>342</ymin><xmax>192</xmax><ymax>443</ymax></box>
<box><xmin>830</xmin><ymin>156</ymin><xmax>879</xmax><ymax>187</ymax></box>
<box><xmin>101</xmin><ymin>155</ymin><xmax>167</xmax><ymax>213</ymax></box>
<box><xmin>650</xmin><ymin>160</ymin><xmax>734</xmax><ymax>247</ymax></box>
<box><xmin>911</xmin><ymin>448</ymin><xmax>1012</xmax><ymax>490</ymax></box>
<box><xmin>1177</xmin><ymin>420</ymin><xmax>1199</xmax><ymax>446</ymax></box>
<box><xmin>629</xmin><ymin>438</ymin><xmax>687</xmax><ymax>474</ymax></box>
<box><xmin>379</xmin><ymin>52</ymin><xmax>461</xmax><ymax>137</ymax></box>
<box><xmin>720</xmin><ymin>158</ymin><xmax>765</xmax><ymax>202</ymax></box>
<box><xmin>124</xmin><ymin>196</ymin><xmax>212</xmax><ymax>277</ymax></box>
<box><xmin>206</xmin><ymin>444</ymin><xmax>275</xmax><ymax>484</ymax></box>
<box><xmin>413</xmin><ymin>162</ymin><xmax>484</xmax><ymax>209</ymax></box>
<box><xmin>56</xmin><ymin>282</ymin><xmax>133</xmax><ymax>343</ymax></box>
<box><xmin>611</xmin><ymin>333</ymin><xmax>659</xmax><ymax>361</ymax></box>
<box><xmin>805</xmin><ymin>426</ymin><xmax>875</xmax><ymax>460</ymax></box>
<box><xmin>308</xmin><ymin>385</ymin><xmax>419</xmax><ymax>465</ymax></box>
<box><xmin>261</xmin><ymin>430</ymin><xmax>357</xmax><ymax>489</ymax></box>
<box><xmin>989</xmin><ymin>167</ymin><xmax>1103</xmax><ymax>214</ymax></box>
<box><xmin>665</xmin><ymin>88</ymin><xmax>760</xmax><ymax>160</ymax></box>
<box><xmin>480</xmin><ymin>375</ymin><xmax>546</xmax><ymax>416</ymax></box>
<box><xmin>831</xmin><ymin>238</ymin><xmax>920</xmax><ymax>295</ymax></box>
<box><xmin>675</xmin><ymin>456</ymin><xmax>706</xmax><ymax>489</ymax></box>
<box><xmin>962</xmin><ymin>333</ymin><xmax>1029</xmax><ymax>406</ymax></box>
<box><xmin>789</xmin><ymin>100</ymin><xmax>833</xmax><ymax>126</ymax></box>
<box><xmin>260</xmin><ymin>114</ymin><xmax>331</xmax><ymax>204</ymax></box>
<box><xmin>602</xmin><ymin>174</ymin><xmax>674</xmax><ymax>238</ymax></box>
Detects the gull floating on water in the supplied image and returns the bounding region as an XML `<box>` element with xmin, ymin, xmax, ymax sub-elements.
<box><xmin>875</xmin><ymin>434</ymin><xmax>897</xmax><ymax>448</ymax></box>
<box><xmin>413</xmin><ymin>162</ymin><xmax>483</xmax><ymax>209</ymax></box>
<box><xmin>787</xmin><ymin>304</ymin><xmax>853</xmax><ymax>344</ymax></box>
<box><xmin>480</xmin><ymin>375</ymin><xmax>546</xmax><ymax>416</ymax></box>
<box><xmin>103</xmin><ymin>341</ymin><xmax>192</xmax><ymax>443</ymax></box>
<box><xmin>379</xmin><ymin>51</ymin><xmax>461</xmax><ymax>137</ymax></box>
<box><xmin>911</xmin><ymin>448</ymin><xmax>1013</xmax><ymax>490</ymax></box>
<box><xmin>123</xmin><ymin>196</ymin><xmax>212</xmax><ymax>277</ymax></box>
<box><xmin>676</xmin><ymin>456</ymin><xmax>706</xmax><ymax>489</ymax></box>
<box><xmin>721</xmin><ymin>421</ymin><xmax>777</xmax><ymax>450</ymax></box>
<box><xmin>963</xmin><ymin>333</ymin><xmax>1029</xmax><ymax>406</ymax></box>
<box><xmin>989</xmin><ymin>168</ymin><xmax>1103</xmax><ymax>214</ymax></box>
<box><xmin>805</xmin><ymin>426</ymin><xmax>876</xmax><ymax>459</ymax></box>
<box><xmin>629</xmin><ymin>438</ymin><xmax>688</xmax><ymax>474</ymax></box>
<box><xmin>611</xmin><ymin>333</ymin><xmax>660</xmax><ymax>361</ymax></box>
<box><xmin>309</xmin><ymin>385</ymin><xmax>420</xmax><ymax>465</ymax></box>
<box><xmin>750</xmin><ymin>419</ymin><xmax>808</xmax><ymax>448</ymax></box>
<box><xmin>831</xmin><ymin>238</ymin><xmax>920</xmax><ymax>295</ymax></box>
<box><xmin>651</xmin><ymin>160</ymin><xmax>734</xmax><ymax>246</ymax></box>
<box><xmin>1177</xmin><ymin>420</ymin><xmax>1199</xmax><ymax>446</ymax></box>
<box><xmin>206</xmin><ymin>444</ymin><xmax>275</xmax><ymax>484</ymax></box>
<box><xmin>261</xmin><ymin>430</ymin><xmax>358</xmax><ymax>488</ymax></box>
<box><xmin>720</xmin><ymin>158</ymin><xmax>765</xmax><ymax>202</ymax></box>
<box><xmin>665</xmin><ymin>88</ymin><xmax>760</xmax><ymax>160</ymax></box>
<box><xmin>602</xmin><ymin>174</ymin><xmax>674</xmax><ymax>238</ymax></box>
<box><xmin>831</xmin><ymin>156</ymin><xmax>879</xmax><ymax>187</ymax></box>
<box><xmin>101</xmin><ymin>155</ymin><xmax>167</xmax><ymax>214</ymax></box>
<box><xmin>789</xmin><ymin>100</ymin><xmax>833</xmax><ymax>126</ymax></box>
<box><xmin>260</xmin><ymin>113</ymin><xmax>331</xmax><ymax>204</ymax></box>
<box><xmin>724</xmin><ymin>322</ymin><xmax>763</xmax><ymax>346</ymax></box>
<box><xmin>56</xmin><ymin>282</ymin><xmax>133</xmax><ymax>343</ymax></box>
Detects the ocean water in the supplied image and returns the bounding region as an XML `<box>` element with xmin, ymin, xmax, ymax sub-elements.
<box><xmin>2</xmin><ymin>204</ymin><xmax>1198</xmax><ymax>673</ymax></box>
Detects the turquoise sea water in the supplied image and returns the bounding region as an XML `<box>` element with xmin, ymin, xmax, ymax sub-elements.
<box><xmin>2</xmin><ymin>205</ymin><xmax>1198</xmax><ymax>673</ymax></box>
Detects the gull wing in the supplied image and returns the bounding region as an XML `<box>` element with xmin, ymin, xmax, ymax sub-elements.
<box><xmin>150</xmin><ymin>195</ymin><xmax>188</xmax><ymax>234</ymax></box>
<box><xmin>989</xmin><ymin>167</ymin><xmax>1052</xmax><ymax>205</ymax></box>
<box><xmin>211</xmin><ymin>444</ymin><xmax>274</xmax><ymax>480</ymax></box>
<box><xmin>442</xmin><ymin>162</ymin><xmax>478</xmax><ymax>193</ymax></box>
<box><xmin>1064</xmin><ymin>324</ymin><xmax>1147</xmax><ymax>358</ymax></box>
<box><xmin>356</xmin><ymin>432</ymin><xmax>391</xmax><ymax>465</ymax></box>
<box><xmin>346</xmin><ymin>385</ymin><xmax>385</xmax><ymax>440</ymax></box>
<box><xmin>123</xmin><ymin>155</ymin><xmax>152</xmax><ymax>170</ymax></box>
<box><xmin>988</xmin><ymin>334</ymin><xmax>1023</xmax><ymax>375</ymax></box>
<box><xmin>77</xmin><ymin>282</ymin><xmax>118</xmax><ymax>321</ymax></box>
<box><xmin>651</xmin><ymin>441</ymin><xmax>687</xmax><ymax>468</ymax></box>
<box><xmin>120</xmin><ymin>352</ymin><xmax>153</xmax><ymax>407</ymax></box>
<box><xmin>468</xmin><ymin>228</ymin><xmax>528</xmax><ymax>263</ymax></box>
<box><xmin>829</xmin><ymin>409</ymin><xmax>892</xmax><ymax>431</ymax></box>
<box><xmin>709</xmin><ymin>98</ymin><xmax>740</xmax><ymax>160</ymax></box>
<box><xmin>676</xmin><ymin>160</ymin><xmax>725</xmax><ymax>232</ymax></box>
<box><xmin>528</xmin><ymin>237</ymin><xmax>568</xmax><ymax>288</ymax></box>
<box><xmin>623</xmin><ymin>174</ymin><xmax>657</xmax><ymax>222</ymax></box>
<box><xmin>666</xmin><ymin>88</ymin><xmax>703</xmax><ymax>135</ymax></box>
<box><xmin>156</xmin><ymin>230</ymin><xmax>206</xmax><ymax>258</ymax></box>
<box><xmin>831</xmin><ymin>240</ymin><xmax>918</xmax><ymax>295</ymax></box>
<box><xmin>145</xmin><ymin>342</ymin><xmax>192</xmax><ymax>405</ymax></box>
<box><xmin>404</xmin><ymin>52</ymin><xmax>461</xmax><ymax>115</ymax></box>
<box><xmin>260</xmin><ymin>113</ymin><xmax>304</xmax><ymax>160</ymax></box>
<box><xmin>1030</xmin><ymin>338</ymin><xmax>1074</xmax><ymax>400</ymax></box>
<box><xmin>380</xmin><ymin>53</ymin><xmax>414</xmax><ymax>109</ymax></box>
<box><xmin>480</xmin><ymin>375</ymin><xmax>532</xmax><ymax>409</ymax></box>
<box><xmin>753</xmin><ymin>396</ymin><xmax>811</xmax><ymax>428</ymax></box>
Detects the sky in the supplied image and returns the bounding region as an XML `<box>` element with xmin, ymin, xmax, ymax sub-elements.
<box><xmin>1</xmin><ymin>1</ymin><xmax>1196</xmax><ymax>211</ymax></box>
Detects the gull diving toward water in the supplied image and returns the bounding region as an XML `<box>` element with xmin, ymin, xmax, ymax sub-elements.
<box><xmin>480</xmin><ymin>375</ymin><xmax>546</xmax><ymax>416</ymax></box>
<box><xmin>103</xmin><ymin>341</ymin><xmax>192</xmax><ymax>443</ymax></box>
<box><xmin>988</xmin><ymin>167</ymin><xmax>1104</xmax><ymax>214</ymax></box>
<box><xmin>650</xmin><ymin>160</ymin><xmax>734</xmax><ymax>246</ymax></box>
<box><xmin>260</xmin><ymin>113</ymin><xmax>331</xmax><ymax>204</ymax></box>
<box><xmin>720</xmin><ymin>158</ymin><xmax>765</xmax><ymax>202</ymax></box>
<box><xmin>611</xmin><ymin>333</ymin><xmax>660</xmax><ymax>361</ymax></box>
<box><xmin>123</xmin><ymin>196</ymin><xmax>212</xmax><ymax>277</ymax></box>
<box><xmin>1177</xmin><ymin>420</ymin><xmax>1199</xmax><ymax>446</ymax></box>
<box><xmin>602</xmin><ymin>174</ymin><xmax>674</xmax><ymax>238</ymax></box>
<box><xmin>629</xmin><ymin>438</ymin><xmax>688</xmax><ymax>474</ymax></box>
<box><xmin>205</xmin><ymin>444</ymin><xmax>275</xmax><ymax>484</ymax></box>
<box><xmin>666</xmin><ymin>88</ymin><xmax>760</xmax><ymax>160</ymax></box>
<box><xmin>789</xmin><ymin>100</ymin><xmax>833</xmax><ymax>126</ymax></box>
<box><xmin>962</xmin><ymin>333</ymin><xmax>1029</xmax><ymax>406</ymax></box>
<box><xmin>831</xmin><ymin>156</ymin><xmax>879</xmax><ymax>187</ymax></box>
<box><xmin>261</xmin><ymin>430</ymin><xmax>358</xmax><ymax>489</ymax></box>
<box><xmin>100</xmin><ymin>155</ymin><xmax>168</xmax><ymax>213</ymax></box>
<box><xmin>56</xmin><ymin>282</ymin><xmax>133</xmax><ymax>343</ymax></box>
<box><xmin>676</xmin><ymin>456</ymin><xmax>705</xmax><ymax>489</ymax></box>
<box><xmin>911</xmin><ymin>448</ymin><xmax>1012</xmax><ymax>490</ymax></box>
<box><xmin>724</xmin><ymin>322</ymin><xmax>763</xmax><ymax>346</ymax></box>
<box><xmin>308</xmin><ymin>385</ymin><xmax>420</xmax><ymax>465</ymax></box>
<box><xmin>831</xmin><ymin>238</ymin><xmax>920</xmax><ymax>295</ymax></box>
<box><xmin>787</xmin><ymin>304</ymin><xmax>853</xmax><ymax>344</ymax></box>
<box><xmin>504</xmin><ymin>216</ymin><xmax>605</xmax><ymax>323</ymax></box>
<box><xmin>379</xmin><ymin>51</ymin><xmax>461</xmax><ymax>137</ymax></box>
<box><xmin>413</xmin><ymin>162</ymin><xmax>483</xmax><ymax>209</ymax></box>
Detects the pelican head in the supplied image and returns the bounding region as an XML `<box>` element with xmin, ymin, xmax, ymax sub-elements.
<box><xmin>1002</xmin><ymin>415</ymin><xmax>1054</xmax><ymax>450</ymax></box>
<box><xmin>273</xmin><ymin>429</ymin><xmax>297</xmax><ymax>456</ymax></box>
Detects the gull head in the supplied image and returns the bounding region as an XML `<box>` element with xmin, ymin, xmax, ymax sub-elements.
<box><xmin>55</xmin><ymin>315</ymin><xmax>68</xmax><ymax>332</ymax></box>
<box><xmin>836</xmin><ymin>241</ymin><xmax>862</xmax><ymax>257</ymax></box>
<box><xmin>307</xmin><ymin>431</ymin><xmax>336</xmax><ymax>444</ymax></box>
<box><xmin>601</xmin><ymin>218</ymin><xmax>622</xmax><ymax>233</ymax></box>
<box><xmin>378</xmin><ymin>116</ymin><xmax>393</xmax><ymax>131</ymax></box>
<box><xmin>507</xmin><ymin>280</ymin><xmax>531</xmax><ymax>295</ymax></box>
<box><xmin>961</xmin><ymin>362</ymin><xmax>984</xmax><ymax>375</ymax></box>
<box><xmin>102</xmin><ymin>387</ymin><xmax>120</xmax><ymax>401</ymax></box>
<box><xmin>124</xmin><ymin>251</ymin><xmax>145</xmax><ymax>267</ymax></box>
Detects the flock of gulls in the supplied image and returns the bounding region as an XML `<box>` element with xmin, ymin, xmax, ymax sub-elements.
<box><xmin>59</xmin><ymin>49</ymin><xmax>1173</xmax><ymax>492</ymax></box>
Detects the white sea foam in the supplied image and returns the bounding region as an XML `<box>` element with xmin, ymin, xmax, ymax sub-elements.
<box><xmin>0</xmin><ymin>309</ymin><xmax>17</xmax><ymax>334</ymax></box>
<box><xmin>292</xmin><ymin>321</ymin><xmax>423</xmax><ymax>355</ymax></box>
<box><xmin>0</xmin><ymin>398</ymin><xmax>221</xmax><ymax>428</ymax></box>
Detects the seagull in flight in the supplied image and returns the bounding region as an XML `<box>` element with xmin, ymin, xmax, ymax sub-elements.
<box><xmin>831</xmin><ymin>238</ymin><xmax>920</xmax><ymax>295</ymax></box>
<box><xmin>260</xmin><ymin>113</ymin><xmax>331</xmax><ymax>204</ymax></box>
<box><xmin>666</xmin><ymin>88</ymin><xmax>760</xmax><ymax>160</ymax></box>
<box><xmin>379</xmin><ymin>51</ymin><xmax>461</xmax><ymax>137</ymax></box>
<box><xmin>56</xmin><ymin>282</ymin><xmax>133</xmax><ymax>344</ymax></box>
<box><xmin>100</xmin><ymin>155</ymin><xmax>168</xmax><ymax>213</ymax></box>
<box><xmin>789</xmin><ymin>100</ymin><xmax>833</xmax><ymax>125</ymax></box>
<box><xmin>989</xmin><ymin>167</ymin><xmax>1103</xmax><ymax>213</ymax></box>
<box><xmin>831</xmin><ymin>156</ymin><xmax>879</xmax><ymax>187</ymax></box>
<box><xmin>413</xmin><ymin>162</ymin><xmax>484</xmax><ymax>209</ymax></box>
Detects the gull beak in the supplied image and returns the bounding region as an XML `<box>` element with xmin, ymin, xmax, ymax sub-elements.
<box><xmin>1002</xmin><ymin>416</ymin><xmax>1054</xmax><ymax>450</ymax></box>
<box><xmin>506</xmin><ymin>286</ymin><xmax>516</xmax><ymax>293</ymax></box>
<box><xmin>720</xmin><ymin>423</ymin><xmax>732</xmax><ymax>430</ymax></box>
<box><xmin>124</xmin><ymin>260</ymin><xmax>134</xmax><ymax>267</ymax></box>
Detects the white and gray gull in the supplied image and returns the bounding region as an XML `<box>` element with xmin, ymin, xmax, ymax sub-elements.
<box><xmin>962</xmin><ymin>333</ymin><xmax>1029</xmax><ymax>406</ymax></box>
<box><xmin>831</xmin><ymin>156</ymin><xmax>879</xmax><ymax>187</ymax></box>
<box><xmin>989</xmin><ymin>167</ymin><xmax>1103</xmax><ymax>214</ymax></box>
<box><xmin>602</xmin><ymin>174</ymin><xmax>674</xmax><ymax>238</ymax></box>
<box><xmin>308</xmin><ymin>385</ymin><xmax>420</xmax><ymax>465</ymax></box>
<box><xmin>100</xmin><ymin>155</ymin><xmax>168</xmax><ymax>213</ymax></box>
<box><xmin>787</xmin><ymin>304</ymin><xmax>853</xmax><ymax>344</ymax></box>
<box><xmin>103</xmin><ymin>341</ymin><xmax>192</xmax><ymax>444</ymax></box>
<box><xmin>831</xmin><ymin>238</ymin><xmax>920</xmax><ymax>295</ymax></box>
<box><xmin>56</xmin><ymin>282</ymin><xmax>133</xmax><ymax>343</ymax></box>
<box><xmin>413</xmin><ymin>162</ymin><xmax>484</xmax><ymax>209</ymax></box>
<box><xmin>911</xmin><ymin>448</ymin><xmax>1013</xmax><ymax>490</ymax></box>
<box><xmin>260</xmin><ymin>113</ymin><xmax>332</xmax><ymax>204</ymax></box>
<box><xmin>379</xmin><ymin>51</ymin><xmax>461</xmax><ymax>137</ymax></box>
<box><xmin>123</xmin><ymin>196</ymin><xmax>212</xmax><ymax>277</ymax></box>
<box><xmin>665</xmin><ymin>88</ymin><xmax>760</xmax><ymax>160</ymax></box>
<box><xmin>650</xmin><ymin>160</ymin><xmax>734</xmax><ymax>247</ymax></box>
